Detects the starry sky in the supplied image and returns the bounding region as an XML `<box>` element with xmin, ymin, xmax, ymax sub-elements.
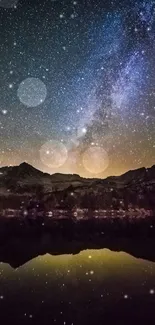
<box><xmin>0</xmin><ymin>0</ymin><xmax>155</xmax><ymax>177</ymax></box>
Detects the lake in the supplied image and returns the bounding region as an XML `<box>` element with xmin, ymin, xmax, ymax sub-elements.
<box><xmin>0</xmin><ymin>248</ymin><xmax>155</xmax><ymax>324</ymax></box>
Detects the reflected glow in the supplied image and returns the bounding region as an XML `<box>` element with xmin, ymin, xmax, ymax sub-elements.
<box><xmin>0</xmin><ymin>248</ymin><xmax>155</xmax><ymax>323</ymax></box>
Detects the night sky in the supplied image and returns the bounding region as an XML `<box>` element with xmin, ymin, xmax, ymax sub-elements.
<box><xmin>0</xmin><ymin>0</ymin><xmax>155</xmax><ymax>177</ymax></box>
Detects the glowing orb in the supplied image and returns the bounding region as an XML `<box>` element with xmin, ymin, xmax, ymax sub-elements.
<box><xmin>0</xmin><ymin>0</ymin><xmax>18</xmax><ymax>8</ymax></box>
<box><xmin>40</xmin><ymin>140</ymin><xmax>68</xmax><ymax>169</ymax></box>
<box><xmin>82</xmin><ymin>146</ymin><xmax>109</xmax><ymax>174</ymax></box>
<box><xmin>17</xmin><ymin>78</ymin><xmax>47</xmax><ymax>108</ymax></box>
<box><xmin>1</xmin><ymin>109</ymin><xmax>8</xmax><ymax>115</ymax></box>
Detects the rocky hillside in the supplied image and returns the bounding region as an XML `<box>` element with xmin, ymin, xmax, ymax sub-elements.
<box><xmin>0</xmin><ymin>162</ymin><xmax>155</xmax><ymax>211</ymax></box>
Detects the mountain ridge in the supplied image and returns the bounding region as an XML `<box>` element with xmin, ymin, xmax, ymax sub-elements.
<box><xmin>1</xmin><ymin>161</ymin><xmax>155</xmax><ymax>181</ymax></box>
<box><xmin>0</xmin><ymin>162</ymin><xmax>155</xmax><ymax>211</ymax></box>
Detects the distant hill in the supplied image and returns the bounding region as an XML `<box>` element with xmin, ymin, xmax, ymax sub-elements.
<box><xmin>0</xmin><ymin>162</ymin><xmax>155</xmax><ymax>211</ymax></box>
<box><xmin>0</xmin><ymin>162</ymin><xmax>88</xmax><ymax>194</ymax></box>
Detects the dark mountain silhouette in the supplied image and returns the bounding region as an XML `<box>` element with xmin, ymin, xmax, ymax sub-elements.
<box><xmin>0</xmin><ymin>162</ymin><xmax>88</xmax><ymax>192</ymax></box>
<box><xmin>0</xmin><ymin>162</ymin><xmax>155</xmax><ymax>211</ymax></box>
<box><xmin>0</xmin><ymin>162</ymin><xmax>45</xmax><ymax>179</ymax></box>
<box><xmin>1</xmin><ymin>234</ymin><xmax>155</xmax><ymax>268</ymax></box>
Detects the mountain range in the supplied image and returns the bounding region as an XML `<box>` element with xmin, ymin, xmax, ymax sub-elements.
<box><xmin>1</xmin><ymin>235</ymin><xmax>155</xmax><ymax>268</ymax></box>
<box><xmin>0</xmin><ymin>162</ymin><xmax>155</xmax><ymax>211</ymax></box>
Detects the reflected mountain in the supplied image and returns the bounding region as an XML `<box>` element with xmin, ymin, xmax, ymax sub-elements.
<box><xmin>1</xmin><ymin>233</ymin><xmax>155</xmax><ymax>268</ymax></box>
<box><xmin>1</xmin><ymin>245</ymin><xmax>155</xmax><ymax>325</ymax></box>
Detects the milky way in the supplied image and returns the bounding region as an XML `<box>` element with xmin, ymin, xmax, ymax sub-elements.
<box><xmin>0</xmin><ymin>0</ymin><xmax>154</xmax><ymax>177</ymax></box>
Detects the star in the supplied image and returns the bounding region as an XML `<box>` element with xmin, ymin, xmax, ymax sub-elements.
<box><xmin>90</xmin><ymin>270</ymin><xmax>94</xmax><ymax>275</ymax></box>
<box><xmin>1</xmin><ymin>109</ymin><xmax>8</xmax><ymax>115</ymax></box>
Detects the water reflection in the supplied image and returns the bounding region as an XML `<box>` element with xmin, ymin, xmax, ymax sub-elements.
<box><xmin>0</xmin><ymin>249</ymin><xmax>155</xmax><ymax>324</ymax></box>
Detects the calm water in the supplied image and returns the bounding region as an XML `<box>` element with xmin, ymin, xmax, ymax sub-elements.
<box><xmin>0</xmin><ymin>249</ymin><xmax>155</xmax><ymax>324</ymax></box>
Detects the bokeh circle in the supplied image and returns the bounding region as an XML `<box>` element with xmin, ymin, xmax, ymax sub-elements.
<box><xmin>17</xmin><ymin>78</ymin><xmax>47</xmax><ymax>108</ymax></box>
<box><xmin>40</xmin><ymin>140</ymin><xmax>68</xmax><ymax>169</ymax></box>
<box><xmin>82</xmin><ymin>146</ymin><xmax>109</xmax><ymax>174</ymax></box>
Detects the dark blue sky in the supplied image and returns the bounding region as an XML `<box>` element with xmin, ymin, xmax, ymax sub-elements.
<box><xmin>0</xmin><ymin>0</ymin><xmax>154</xmax><ymax>177</ymax></box>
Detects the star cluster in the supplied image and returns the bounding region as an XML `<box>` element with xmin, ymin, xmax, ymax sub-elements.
<box><xmin>0</xmin><ymin>0</ymin><xmax>155</xmax><ymax>177</ymax></box>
